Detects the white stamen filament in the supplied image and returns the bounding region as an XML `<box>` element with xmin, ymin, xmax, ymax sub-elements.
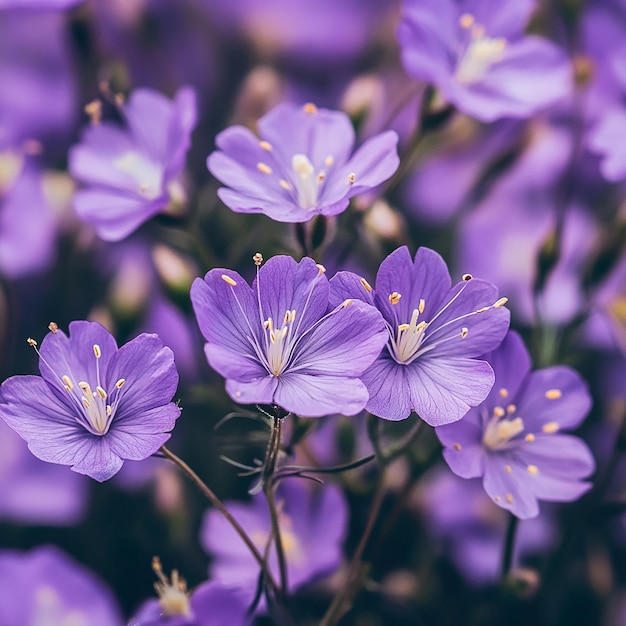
<box><xmin>456</xmin><ymin>17</ymin><xmax>508</xmax><ymax>84</ymax></box>
<box><xmin>292</xmin><ymin>154</ymin><xmax>319</xmax><ymax>208</ymax></box>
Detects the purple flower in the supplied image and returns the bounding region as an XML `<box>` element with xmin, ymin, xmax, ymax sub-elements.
<box><xmin>397</xmin><ymin>0</ymin><xmax>572</xmax><ymax>121</ymax></box>
<box><xmin>0</xmin><ymin>321</ymin><xmax>181</xmax><ymax>481</ymax></box>
<box><xmin>190</xmin><ymin>255</ymin><xmax>387</xmax><ymax>417</ymax></box>
<box><xmin>418</xmin><ymin>467</ymin><xmax>554</xmax><ymax>583</ymax></box>
<box><xmin>0</xmin><ymin>419</ymin><xmax>88</xmax><ymax>525</ymax></box>
<box><xmin>69</xmin><ymin>87</ymin><xmax>197</xmax><ymax>241</ymax></box>
<box><xmin>0</xmin><ymin>0</ymin><xmax>82</xmax><ymax>7</ymax></box>
<box><xmin>207</xmin><ymin>102</ymin><xmax>399</xmax><ymax>222</ymax></box>
<box><xmin>329</xmin><ymin>246</ymin><xmax>510</xmax><ymax>425</ymax></box>
<box><xmin>436</xmin><ymin>331</ymin><xmax>595</xmax><ymax>519</ymax></box>
<box><xmin>0</xmin><ymin>156</ymin><xmax>58</xmax><ymax>278</ymax></box>
<box><xmin>0</xmin><ymin>546</ymin><xmax>122</xmax><ymax>626</ymax></box>
<box><xmin>130</xmin><ymin>567</ymin><xmax>249</xmax><ymax>626</ymax></box>
<box><xmin>200</xmin><ymin>480</ymin><xmax>347</xmax><ymax>594</ymax></box>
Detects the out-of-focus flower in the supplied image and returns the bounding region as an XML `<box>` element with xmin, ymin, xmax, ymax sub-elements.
<box><xmin>130</xmin><ymin>560</ymin><xmax>249</xmax><ymax>626</ymax></box>
<box><xmin>329</xmin><ymin>246</ymin><xmax>510</xmax><ymax>425</ymax></box>
<box><xmin>397</xmin><ymin>0</ymin><xmax>572</xmax><ymax>121</ymax></box>
<box><xmin>0</xmin><ymin>320</ymin><xmax>180</xmax><ymax>481</ymax></box>
<box><xmin>0</xmin><ymin>154</ymin><xmax>58</xmax><ymax>278</ymax></box>
<box><xmin>0</xmin><ymin>0</ymin><xmax>82</xmax><ymax>7</ymax></box>
<box><xmin>455</xmin><ymin>124</ymin><xmax>598</xmax><ymax>326</ymax></box>
<box><xmin>436</xmin><ymin>331</ymin><xmax>595</xmax><ymax>519</ymax></box>
<box><xmin>69</xmin><ymin>87</ymin><xmax>197</xmax><ymax>241</ymax></box>
<box><xmin>0</xmin><ymin>418</ymin><xmax>88</xmax><ymax>525</ymax></box>
<box><xmin>417</xmin><ymin>467</ymin><xmax>554</xmax><ymax>584</ymax></box>
<box><xmin>207</xmin><ymin>102</ymin><xmax>399</xmax><ymax>223</ymax></box>
<box><xmin>200</xmin><ymin>480</ymin><xmax>347</xmax><ymax>594</ymax></box>
<box><xmin>200</xmin><ymin>0</ymin><xmax>397</xmax><ymax>67</ymax></box>
<box><xmin>0</xmin><ymin>11</ymin><xmax>76</xmax><ymax>150</ymax></box>
<box><xmin>0</xmin><ymin>546</ymin><xmax>123</xmax><ymax>626</ymax></box>
<box><xmin>190</xmin><ymin>255</ymin><xmax>387</xmax><ymax>417</ymax></box>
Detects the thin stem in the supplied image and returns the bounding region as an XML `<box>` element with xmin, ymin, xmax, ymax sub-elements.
<box><xmin>159</xmin><ymin>445</ymin><xmax>278</xmax><ymax>592</ymax></box>
<box><xmin>319</xmin><ymin>471</ymin><xmax>387</xmax><ymax>626</ymax></box>
<box><xmin>500</xmin><ymin>513</ymin><xmax>519</xmax><ymax>580</ymax></box>
<box><xmin>264</xmin><ymin>415</ymin><xmax>289</xmax><ymax>596</ymax></box>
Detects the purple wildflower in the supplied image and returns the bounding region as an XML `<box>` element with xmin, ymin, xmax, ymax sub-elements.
<box><xmin>397</xmin><ymin>0</ymin><xmax>572</xmax><ymax>121</ymax></box>
<box><xmin>130</xmin><ymin>562</ymin><xmax>249</xmax><ymax>626</ymax></box>
<box><xmin>207</xmin><ymin>102</ymin><xmax>399</xmax><ymax>222</ymax></box>
<box><xmin>200</xmin><ymin>480</ymin><xmax>347</xmax><ymax>594</ymax></box>
<box><xmin>0</xmin><ymin>156</ymin><xmax>58</xmax><ymax>278</ymax></box>
<box><xmin>436</xmin><ymin>331</ymin><xmax>595</xmax><ymax>519</ymax></box>
<box><xmin>69</xmin><ymin>87</ymin><xmax>197</xmax><ymax>241</ymax></box>
<box><xmin>190</xmin><ymin>254</ymin><xmax>387</xmax><ymax>417</ymax></box>
<box><xmin>0</xmin><ymin>419</ymin><xmax>88</xmax><ymax>525</ymax></box>
<box><xmin>0</xmin><ymin>0</ymin><xmax>82</xmax><ymax>7</ymax></box>
<box><xmin>0</xmin><ymin>321</ymin><xmax>180</xmax><ymax>482</ymax></box>
<box><xmin>329</xmin><ymin>246</ymin><xmax>510</xmax><ymax>425</ymax></box>
<box><xmin>418</xmin><ymin>467</ymin><xmax>554</xmax><ymax>583</ymax></box>
<box><xmin>0</xmin><ymin>546</ymin><xmax>122</xmax><ymax>626</ymax></box>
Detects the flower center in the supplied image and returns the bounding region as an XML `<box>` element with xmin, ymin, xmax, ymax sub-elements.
<box><xmin>390</xmin><ymin>300</ymin><xmax>428</xmax><ymax>363</ymax></box>
<box><xmin>152</xmin><ymin>557</ymin><xmax>191</xmax><ymax>617</ymax></box>
<box><xmin>112</xmin><ymin>150</ymin><xmax>163</xmax><ymax>199</ymax></box>
<box><xmin>264</xmin><ymin>310</ymin><xmax>298</xmax><ymax>376</ymax></box>
<box><xmin>456</xmin><ymin>13</ymin><xmax>507</xmax><ymax>84</ymax></box>
<box><xmin>483</xmin><ymin>404</ymin><xmax>525</xmax><ymax>450</ymax></box>
<box><xmin>56</xmin><ymin>343</ymin><xmax>126</xmax><ymax>436</ymax></box>
<box><xmin>32</xmin><ymin>585</ymin><xmax>87</xmax><ymax>626</ymax></box>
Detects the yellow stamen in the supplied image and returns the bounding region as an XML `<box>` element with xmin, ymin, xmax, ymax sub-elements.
<box><xmin>304</xmin><ymin>103</ymin><xmax>318</xmax><ymax>115</ymax></box>
<box><xmin>389</xmin><ymin>292</ymin><xmax>401</xmax><ymax>305</ymax></box>
<box><xmin>494</xmin><ymin>297</ymin><xmax>509</xmax><ymax>308</ymax></box>
<box><xmin>462</xmin><ymin>273</ymin><xmax>473</xmax><ymax>281</ymax></box>
<box><xmin>48</xmin><ymin>322</ymin><xmax>59</xmax><ymax>333</ymax></box>
<box><xmin>459</xmin><ymin>13</ymin><xmax>475</xmax><ymax>28</ymax></box>
<box><xmin>460</xmin><ymin>327</ymin><xmax>469</xmax><ymax>338</ymax></box>
<box><xmin>542</xmin><ymin>422</ymin><xmax>560</xmax><ymax>434</ymax></box>
<box><xmin>505</xmin><ymin>465</ymin><xmax>512</xmax><ymax>473</ymax></box>
<box><xmin>115</xmin><ymin>378</ymin><xmax>126</xmax><ymax>388</ymax></box>
<box><xmin>527</xmin><ymin>465</ymin><xmax>538</xmax><ymax>475</ymax></box>
<box><xmin>62</xmin><ymin>375</ymin><xmax>73</xmax><ymax>391</ymax></box>
<box><xmin>279</xmin><ymin>179</ymin><xmax>292</xmax><ymax>190</ymax></box>
<box><xmin>499</xmin><ymin>388</ymin><xmax>508</xmax><ymax>398</ymax></box>
<box><xmin>525</xmin><ymin>433</ymin><xmax>535</xmax><ymax>442</ymax></box>
<box><xmin>221</xmin><ymin>274</ymin><xmax>237</xmax><ymax>286</ymax></box>
<box><xmin>505</xmin><ymin>494</ymin><xmax>513</xmax><ymax>503</ymax></box>
<box><xmin>453</xmin><ymin>443</ymin><xmax>462</xmax><ymax>451</ymax></box>
<box><xmin>253</xmin><ymin>252</ymin><xmax>263</xmax><ymax>266</ymax></box>
<box><xmin>348</xmin><ymin>172</ymin><xmax>356</xmax><ymax>184</ymax></box>
<box><xmin>325</xmin><ymin>155</ymin><xmax>334</xmax><ymax>167</ymax></box>
<box><xmin>545</xmin><ymin>389</ymin><xmax>562</xmax><ymax>400</ymax></box>
<box><xmin>93</xmin><ymin>344</ymin><xmax>101</xmax><ymax>359</ymax></box>
<box><xmin>360</xmin><ymin>277</ymin><xmax>373</xmax><ymax>293</ymax></box>
<box><xmin>257</xmin><ymin>162</ymin><xmax>272</xmax><ymax>175</ymax></box>
<box><xmin>259</xmin><ymin>140</ymin><xmax>272</xmax><ymax>151</ymax></box>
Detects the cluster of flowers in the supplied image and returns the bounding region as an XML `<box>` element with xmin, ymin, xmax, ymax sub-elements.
<box><xmin>1</xmin><ymin>0</ymin><xmax>625</xmax><ymax>623</ymax></box>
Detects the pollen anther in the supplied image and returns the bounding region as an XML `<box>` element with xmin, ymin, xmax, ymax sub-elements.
<box><xmin>527</xmin><ymin>465</ymin><xmax>538</xmax><ymax>475</ymax></box>
<box><xmin>494</xmin><ymin>297</ymin><xmax>508</xmax><ymax>308</ymax></box>
<box><xmin>542</xmin><ymin>422</ymin><xmax>560</xmax><ymax>434</ymax></box>
<box><xmin>115</xmin><ymin>378</ymin><xmax>126</xmax><ymax>388</ymax></box>
<box><xmin>259</xmin><ymin>141</ymin><xmax>272</xmax><ymax>151</ymax></box>
<box><xmin>221</xmin><ymin>274</ymin><xmax>237</xmax><ymax>286</ymax></box>
<box><xmin>360</xmin><ymin>277</ymin><xmax>373</xmax><ymax>292</ymax></box>
<box><xmin>462</xmin><ymin>273</ymin><xmax>473</xmax><ymax>281</ymax></box>
<box><xmin>93</xmin><ymin>344</ymin><xmax>102</xmax><ymax>358</ymax></box>
<box><xmin>545</xmin><ymin>389</ymin><xmax>562</xmax><ymax>400</ymax></box>
<box><xmin>389</xmin><ymin>292</ymin><xmax>402</xmax><ymax>305</ymax></box>
<box><xmin>257</xmin><ymin>162</ymin><xmax>272</xmax><ymax>175</ymax></box>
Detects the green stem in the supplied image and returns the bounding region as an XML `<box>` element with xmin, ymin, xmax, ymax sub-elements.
<box><xmin>159</xmin><ymin>445</ymin><xmax>278</xmax><ymax>592</ymax></box>
<box><xmin>500</xmin><ymin>513</ymin><xmax>519</xmax><ymax>580</ymax></box>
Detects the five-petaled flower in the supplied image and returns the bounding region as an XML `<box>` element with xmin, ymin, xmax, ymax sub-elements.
<box><xmin>329</xmin><ymin>246</ymin><xmax>510</xmax><ymax>425</ymax></box>
<box><xmin>0</xmin><ymin>321</ymin><xmax>181</xmax><ymax>482</ymax></box>
<box><xmin>69</xmin><ymin>86</ymin><xmax>197</xmax><ymax>241</ymax></box>
<box><xmin>190</xmin><ymin>254</ymin><xmax>388</xmax><ymax>417</ymax></box>
<box><xmin>207</xmin><ymin>101</ymin><xmax>400</xmax><ymax>222</ymax></box>
<box><xmin>436</xmin><ymin>331</ymin><xmax>595</xmax><ymax>519</ymax></box>
<box><xmin>397</xmin><ymin>0</ymin><xmax>572</xmax><ymax>121</ymax></box>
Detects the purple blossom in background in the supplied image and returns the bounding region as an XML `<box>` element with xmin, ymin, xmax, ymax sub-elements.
<box><xmin>0</xmin><ymin>0</ymin><xmax>82</xmax><ymax>7</ymax></box>
<box><xmin>0</xmin><ymin>418</ymin><xmax>88</xmax><ymax>525</ymax></box>
<box><xmin>417</xmin><ymin>468</ymin><xmax>554</xmax><ymax>583</ymax></box>
<box><xmin>397</xmin><ymin>0</ymin><xmax>572</xmax><ymax>121</ymax></box>
<box><xmin>0</xmin><ymin>156</ymin><xmax>58</xmax><ymax>278</ymax></box>
<box><xmin>201</xmin><ymin>480</ymin><xmax>347</xmax><ymax>595</ymax></box>
<box><xmin>436</xmin><ymin>331</ymin><xmax>595</xmax><ymax>519</ymax></box>
<box><xmin>69</xmin><ymin>87</ymin><xmax>197</xmax><ymax>241</ymax></box>
<box><xmin>0</xmin><ymin>321</ymin><xmax>180</xmax><ymax>481</ymax></box>
<box><xmin>130</xmin><ymin>573</ymin><xmax>249</xmax><ymax>626</ymax></box>
<box><xmin>0</xmin><ymin>10</ymin><xmax>76</xmax><ymax>149</ymax></box>
<box><xmin>329</xmin><ymin>246</ymin><xmax>510</xmax><ymax>425</ymax></box>
<box><xmin>207</xmin><ymin>102</ymin><xmax>399</xmax><ymax>222</ymax></box>
<box><xmin>190</xmin><ymin>255</ymin><xmax>387</xmax><ymax>417</ymax></box>
<box><xmin>0</xmin><ymin>546</ymin><xmax>122</xmax><ymax>626</ymax></box>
